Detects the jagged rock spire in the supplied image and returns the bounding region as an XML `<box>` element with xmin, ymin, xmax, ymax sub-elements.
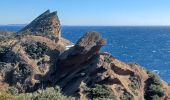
<box><xmin>19</xmin><ymin>10</ymin><xmax>61</xmax><ymax>41</ymax></box>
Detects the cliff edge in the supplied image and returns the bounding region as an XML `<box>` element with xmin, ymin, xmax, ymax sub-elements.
<box><xmin>0</xmin><ymin>10</ymin><xmax>169</xmax><ymax>100</ymax></box>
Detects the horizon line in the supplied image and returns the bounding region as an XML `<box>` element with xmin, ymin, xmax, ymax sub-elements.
<box><xmin>2</xmin><ymin>24</ymin><xmax>170</xmax><ymax>27</ymax></box>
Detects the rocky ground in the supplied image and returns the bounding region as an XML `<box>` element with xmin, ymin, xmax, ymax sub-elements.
<box><xmin>0</xmin><ymin>10</ymin><xmax>170</xmax><ymax>100</ymax></box>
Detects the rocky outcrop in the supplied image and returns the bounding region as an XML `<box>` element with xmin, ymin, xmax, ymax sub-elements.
<box><xmin>58</xmin><ymin>32</ymin><xmax>106</xmax><ymax>70</ymax></box>
<box><xmin>19</xmin><ymin>10</ymin><xmax>61</xmax><ymax>42</ymax></box>
<box><xmin>47</xmin><ymin>32</ymin><xmax>170</xmax><ymax>100</ymax></box>
<box><xmin>0</xmin><ymin>10</ymin><xmax>71</xmax><ymax>92</ymax></box>
<box><xmin>0</xmin><ymin>10</ymin><xmax>170</xmax><ymax>100</ymax></box>
<box><xmin>47</xmin><ymin>31</ymin><xmax>106</xmax><ymax>89</ymax></box>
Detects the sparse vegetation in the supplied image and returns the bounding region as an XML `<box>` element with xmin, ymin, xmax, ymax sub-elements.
<box><xmin>148</xmin><ymin>84</ymin><xmax>164</xmax><ymax>96</ymax></box>
<box><xmin>0</xmin><ymin>62</ymin><xmax>5</xmax><ymax>71</ymax></box>
<box><xmin>145</xmin><ymin>71</ymin><xmax>164</xmax><ymax>100</ymax></box>
<box><xmin>15</xmin><ymin>86</ymin><xmax>71</xmax><ymax>100</ymax></box>
<box><xmin>13</xmin><ymin>62</ymin><xmax>32</xmax><ymax>84</ymax></box>
<box><xmin>0</xmin><ymin>30</ymin><xmax>13</xmax><ymax>40</ymax></box>
<box><xmin>128</xmin><ymin>74</ymin><xmax>140</xmax><ymax>96</ymax></box>
<box><xmin>104</xmin><ymin>55</ymin><xmax>112</xmax><ymax>63</ymax></box>
<box><xmin>0</xmin><ymin>46</ymin><xmax>10</xmax><ymax>60</ymax></box>
<box><xmin>0</xmin><ymin>91</ymin><xmax>14</xmax><ymax>100</ymax></box>
<box><xmin>8</xmin><ymin>86</ymin><xmax>19</xmax><ymax>95</ymax></box>
<box><xmin>18</xmin><ymin>62</ymin><xmax>31</xmax><ymax>76</ymax></box>
<box><xmin>25</xmin><ymin>42</ymin><xmax>48</xmax><ymax>59</ymax></box>
<box><xmin>0</xmin><ymin>86</ymin><xmax>71</xmax><ymax>100</ymax></box>
<box><xmin>120</xmin><ymin>92</ymin><xmax>133</xmax><ymax>100</ymax></box>
<box><xmin>147</xmin><ymin>71</ymin><xmax>162</xmax><ymax>85</ymax></box>
<box><xmin>0</xmin><ymin>46</ymin><xmax>9</xmax><ymax>71</ymax></box>
<box><xmin>37</xmin><ymin>55</ymin><xmax>49</xmax><ymax>67</ymax></box>
<box><xmin>128</xmin><ymin>74</ymin><xmax>141</xmax><ymax>96</ymax></box>
<box><xmin>83</xmin><ymin>84</ymin><xmax>116</xmax><ymax>99</ymax></box>
<box><xmin>151</xmin><ymin>95</ymin><xmax>161</xmax><ymax>100</ymax></box>
<box><xmin>129</xmin><ymin>74</ymin><xmax>140</xmax><ymax>90</ymax></box>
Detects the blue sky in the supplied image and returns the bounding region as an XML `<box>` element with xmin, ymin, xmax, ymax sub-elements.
<box><xmin>1</xmin><ymin>0</ymin><xmax>170</xmax><ymax>25</ymax></box>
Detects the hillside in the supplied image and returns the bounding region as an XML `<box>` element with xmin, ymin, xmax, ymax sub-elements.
<box><xmin>0</xmin><ymin>10</ymin><xmax>170</xmax><ymax>100</ymax></box>
<box><xmin>0</xmin><ymin>30</ymin><xmax>13</xmax><ymax>40</ymax></box>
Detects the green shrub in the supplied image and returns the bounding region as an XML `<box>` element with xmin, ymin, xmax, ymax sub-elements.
<box><xmin>129</xmin><ymin>75</ymin><xmax>140</xmax><ymax>90</ymax></box>
<box><xmin>18</xmin><ymin>62</ymin><xmax>31</xmax><ymax>77</ymax></box>
<box><xmin>148</xmin><ymin>84</ymin><xmax>164</xmax><ymax>97</ymax></box>
<box><xmin>0</xmin><ymin>46</ymin><xmax>9</xmax><ymax>54</ymax></box>
<box><xmin>84</xmin><ymin>84</ymin><xmax>115</xmax><ymax>99</ymax></box>
<box><xmin>14</xmin><ymin>86</ymin><xmax>71</xmax><ymax>100</ymax></box>
<box><xmin>13</xmin><ymin>62</ymin><xmax>32</xmax><ymax>84</ymax></box>
<box><xmin>25</xmin><ymin>42</ymin><xmax>48</xmax><ymax>59</ymax></box>
<box><xmin>32</xmin><ymin>87</ymin><xmax>69</xmax><ymax>100</ymax></box>
<box><xmin>145</xmin><ymin>71</ymin><xmax>164</xmax><ymax>100</ymax></box>
<box><xmin>0</xmin><ymin>46</ymin><xmax>9</xmax><ymax>71</ymax></box>
<box><xmin>0</xmin><ymin>62</ymin><xmax>5</xmax><ymax>71</ymax></box>
<box><xmin>8</xmin><ymin>87</ymin><xmax>19</xmax><ymax>95</ymax></box>
<box><xmin>147</xmin><ymin>71</ymin><xmax>162</xmax><ymax>85</ymax></box>
<box><xmin>0</xmin><ymin>91</ymin><xmax>14</xmax><ymax>100</ymax></box>
<box><xmin>120</xmin><ymin>92</ymin><xmax>133</xmax><ymax>100</ymax></box>
<box><xmin>151</xmin><ymin>95</ymin><xmax>161</xmax><ymax>100</ymax></box>
<box><xmin>104</xmin><ymin>56</ymin><xmax>112</xmax><ymax>63</ymax></box>
<box><xmin>128</xmin><ymin>74</ymin><xmax>140</xmax><ymax>96</ymax></box>
<box><xmin>14</xmin><ymin>93</ymin><xmax>32</xmax><ymax>100</ymax></box>
<box><xmin>0</xmin><ymin>46</ymin><xmax>10</xmax><ymax>62</ymax></box>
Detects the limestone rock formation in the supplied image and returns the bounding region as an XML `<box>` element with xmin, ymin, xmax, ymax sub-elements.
<box><xmin>58</xmin><ymin>32</ymin><xmax>106</xmax><ymax>69</ymax></box>
<box><xmin>0</xmin><ymin>10</ymin><xmax>170</xmax><ymax>100</ymax></box>
<box><xmin>0</xmin><ymin>10</ymin><xmax>71</xmax><ymax>92</ymax></box>
<box><xmin>49</xmin><ymin>32</ymin><xmax>170</xmax><ymax>100</ymax></box>
<box><xmin>19</xmin><ymin>10</ymin><xmax>61</xmax><ymax>42</ymax></box>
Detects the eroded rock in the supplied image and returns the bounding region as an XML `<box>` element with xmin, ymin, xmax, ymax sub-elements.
<box><xmin>19</xmin><ymin>10</ymin><xmax>61</xmax><ymax>42</ymax></box>
<box><xmin>0</xmin><ymin>10</ymin><xmax>71</xmax><ymax>92</ymax></box>
<box><xmin>58</xmin><ymin>32</ymin><xmax>106</xmax><ymax>69</ymax></box>
<box><xmin>0</xmin><ymin>10</ymin><xmax>169</xmax><ymax>100</ymax></box>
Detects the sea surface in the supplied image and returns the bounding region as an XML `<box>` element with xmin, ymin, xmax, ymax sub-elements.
<box><xmin>1</xmin><ymin>26</ymin><xmax>170</xmax><ymax>83</ymax></box>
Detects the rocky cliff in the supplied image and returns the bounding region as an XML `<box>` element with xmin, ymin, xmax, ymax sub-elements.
<box><xmin>19</xmin><ymin>10</ymin><xmax>61</xmax><ymax>42</ymax></box>
<box><xmin>0</xmin><ymin>10</ymin><xmax>170</xmax><ymax>100</ymax></box>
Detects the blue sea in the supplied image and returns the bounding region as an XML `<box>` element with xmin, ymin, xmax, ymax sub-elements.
<box><xmin>1</xmin><ymin>26</ymin><xmax>170</xmax><ymax>83</ymax></box>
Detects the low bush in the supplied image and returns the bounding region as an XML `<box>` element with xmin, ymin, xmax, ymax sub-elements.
<box><xmin>0</xmin><ymin>84</ymin><xmax>117</xmax><ymax>100</ymax></box>
<box><xmin>104</xmin><ymin>55</ymin><xmax>112</xmax><ymax>63</ymax></box>
<box><xmin>25</xmin><ymin>42</ymin><xmax>48</xmax><ymax>59</ymax></box>
<box><xmin>148</xmin><ymin>84</ymin><xmax>164</xmax><ymax>97</ymax></box>
<box><xmin>8</xmin><ymin>86</ymin><xmax>19</xmax><ymax>95</ymax></box>
<box><xmin>120</xmin><ymin>92</ymin><xmax>133</xmax><ymax>100</ymax></box>
<box><xmin>13</xmin><ymin>62</ymin><xmax>32</xmax><ymax>84</ymax></box>
<box><xmin>145</xmin><ymin>71</ymin><xmax>164</xmax><ymax>100</ymax></box>
<box><xmin>0</xmin><ymin>46</ymin><xmax>9</xmax><ymax>71</ymax></box>
<box><xmin>147</xmin><ymin>71</ymin><xmax>162</xmax><ymax>85</ymax></box>
<box><xmin>0</xmin><ymin>46</ymin><xmax>10</xmax><ymax>61</ymax></box>
<box><xmin>13</xmin><ymin>86</ymin><xmax>71</xmax><ymax>100</ymax></box>
<box><xmin>0</xmin><ymin>62</ymin><xmax>5</xmax><ymax>71</ymax></box>
<box><xmin>0</xmin><ymin>91</ymin><xmax>14</xmax><ymax>100</ymax></box>
<box><xmin>129</xmin><ymin>75</ymin><xmax>140</xmax><ymax>90</ymax></box>
<box><xmin>151</xmin><ymin>95</ymin><xmax>160</xmax><ymax>100</ymax></box>
<box><xmin>84</xmin><ymin>84</ymin><xmax>116</xmax><ymax>99</ymax></box>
